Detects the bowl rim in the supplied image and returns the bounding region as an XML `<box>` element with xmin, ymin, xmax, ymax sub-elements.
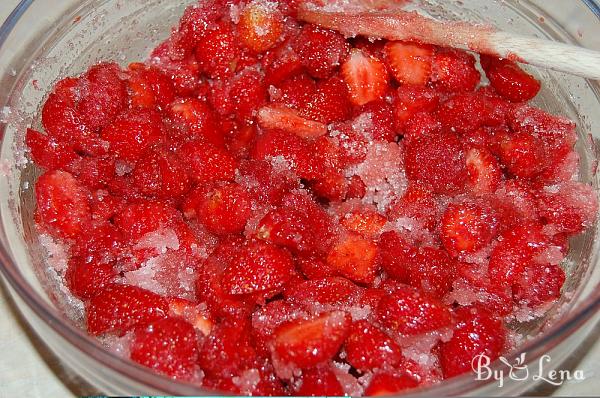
<box><xmin>1</xmin><ymin>0</ymin><xmax>600</xmax><ymax>396</ymax></box>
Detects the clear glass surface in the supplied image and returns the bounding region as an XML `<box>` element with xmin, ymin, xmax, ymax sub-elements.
<box><xmin>0</xmin><ymin>0</ymin><xmax>599</xmax><ymax>395</ymax></box>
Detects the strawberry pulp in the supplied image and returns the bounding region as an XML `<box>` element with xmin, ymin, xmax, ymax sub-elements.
<box><xmin>29</xmin><ymin>0</ymin><xmax>597</xmax><ymax>395</ymax></box>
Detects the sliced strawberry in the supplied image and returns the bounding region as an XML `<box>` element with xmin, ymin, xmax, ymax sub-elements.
<box><xmin>480</xmin><ymin>55</ymin><xmax>541</xmax><ymax>102</ymax></box>
<box><xmin>326</xmin><ymin>234</ymin><xmax>379</xmax><ymax>285</ymax></box>
<box><xmin>86</xmin><ymin>284</ymin><xmax>169</xmax><ymax>335</ymax></box>
<box><xmin>294</xmin><ymin>366</ymin><xmax>344</xmax><ymax>396</ymax></box>
<box><xmin>375</xmin><ymin>285</ymin><xmax>452</xmax><ymax>335</ymax></box>
<box><xmin>238</xmin><ymin>0</ymin><xmax>284</xmax><ymax>53</ymax></box>
<box><xmin>221</xmin><ymin>240</ymin><xmax>295</xmax><ymax>295</ymax></box>
<box><xmin>384</xmin><ymin>41</ymin><xmax>433</xmax><ymax>85</ymax></box>
<box><xmin>127</xmin><ymin>63</ymin><xmax>176</xmax><ymax>110</ymax></box>
<box><xmin>341</xmin><ymin>48</ymin><xmax>389</xmax><ymax>106</ymax></box>
<box><xmin>466</xmin><ymin>147</ymin><xmax>502</xmax><ymax>194</ymax></box>
<box><xmin>364</xmin><ymin>372</ymin><xmax>419</xmax><ymax>396</ymax></box>
<box><xmin>345</xmin><ymin>320</ymin><xmax>403</xmax><ymax>371</ymax></box>
<box><xmin>439</xmin><ymin>306</ymin><xmax>506</xmax><ymax>378</ymax></box>
<box><xmin>272</xmin><ymin>311</ymin><xmax>350</xmax><ymax>369</ymax></box>
<box><xmin>257</xmin><ymin>105</ymin><xmax>327</xmax><ymax>139</ymax></box>
<box><xmin>497</xmin><ymin>130</ymin><xmax>546</xmax><ymax>179</ymax></box>
<box><xmin>441</xmin><ymin>200</ymin><xmax>499</xmax><ymax>256</ymax></box>
<box><xmin>35</xmin><ymin>170</ymin><xmax>92</xmax><ymax>239</ymax></box>
<box><xmin>130</xmin><ymin>317</ymin><xmax>199</xmax><ymax>380</ymax></box>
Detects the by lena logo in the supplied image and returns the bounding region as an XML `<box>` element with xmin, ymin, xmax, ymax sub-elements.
<box><xmin>471</xmin><ymin>353</ymin><xmax>586</xmax><ymax>388</ymax></box>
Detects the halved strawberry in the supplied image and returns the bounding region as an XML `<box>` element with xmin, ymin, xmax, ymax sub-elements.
<box><xmin>326</xmin><ymin>234</ymin><xmax>379</xmax><ymax>284</ymax></box>
<box><xmin>375</xmin><ymin>285</ymin><xmax>452</xmax><ymax>335</ymax></box>
<box><xmin>257</xmin><ymin>105</ymin><xmax>327</xmax><ymax>139</ymax></box>
<box><xmin>86</xmin><ymin>284</ymin><xmax>169</xmax><ymax>335</ymax></box>
<box><xmin>383</xmin><ymin>41</ymin><xmax>433</xmax><ymax>85</ymax></box>
<box><xmin>341</xmin><ymin>48</ymin><xmax>389</xmax><ymax>106</ymax></box>
<box><xmin>238</xmin><ymin>0</ymin><xmax>284</xmax><ymax>53</ymax></box>
<box><xmin>345</xmin><ymin>320</ymin><xmax>403</xmax><ymax>371</ymax></box>
<box><xmin>35</xmin><ymin>170</ymin><xmax>92</xmax><ymax>239</ymax></box>
<box><xmin>465</xmin><ymin>147</ymin><xmax>502</xmax><ymax>194</ymax></box>
<box><xmin>272</xmin><ymin>311</ymin><xmax>350</xmax><ymax>369</ymax></box>
<box><xmin>130</xmin><ymin>317</ymin><xmax>199</xmax><ymax>380</ymax></box>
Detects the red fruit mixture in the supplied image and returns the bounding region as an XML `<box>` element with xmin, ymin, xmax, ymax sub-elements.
<box><xmin>29</xmin><ymin>0</ymin><xmax>597</xmax><ymax>395</ymax></box>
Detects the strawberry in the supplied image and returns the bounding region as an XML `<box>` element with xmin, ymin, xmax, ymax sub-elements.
<box><xmin>194</xmin><ymin>183</ymin><xmax>252</xmax><ymax>236</ymax></box>
<box><xmin>387</xmin><ymin>184</ymin><xmax>438</xmax><ymax>231</ymax></box>
<box><xmin>113</xmin><ymin>200</ymin><xmax>180</xmax><ymax>241</ymax></box>
<box><xmin>285</xmin><ymin>276</ymin><xmax>359</xmax><ymax>307</ymax></box>
<box><xmin>131</xmin><ymin>147</ymin><xmax>191</xmax><ymax>200</ymax></box>
<box><xmin>67</xmin><ymin>156</ymin><xmax>116</xmax><ymax>190</ymax></box>
<box><xmin>465</xmin><ymin>147</ymin><xmax>503</xmax><ymax>194</ymax></box>
<box><xmin>441</xmin><ymin>200</ymin><xmax>499</xmax><ymax>256</ymax></box>
<box><xmin>257</xmin><ymin>105</ymin><xmax>327</xmax><ymax>139</ymax></box>
<box><xmin>26</xmin><ymin>128</ymin><xmax>78</xmax><ymax>170</ymax></box>
<box><xmin>252</xmin><ymin>300</ymin><xmax>309</xmax><ymax>355</ymax></box>
<box><xmin>341</xmin><ymin>208</ymin><xmax>387</xmax><ymax>238</ymax></box>
<box><xmin>383</xmin><ymin>41</ymin><xmax>433</xmax><ymax>85</ymax></box>
<box><xmin>209</xmin><ymin>67</ymin><xmax>268</xmax><ymax>122</ymax></box>
<box><xmin>292</xmin><ymin>24</ymin><xmax>350</xmax><ymax>79</ymax></box>
<box><xmin>35</xmin><ymin>170</ymin><xmax>92</xmax><ymax>239</ymax></box>
<box><xmin>238</xmin><ymin>0</ymin><xmax>284</xmax><ymax>53</ymax></box>
<box><xmin>394</xmin><ymin>84</ymin><xmax>439</xmax><ymax>126</ymax></box>
<box><xmin>377</xmin><ymin>231</ymin><xmax>416</xmax><ymax>283</ymax></box>
<box><xmin>221</xmin><ymin>240</ymin><xmax>295</xmax><ymax>295</ymax></box>
<box><xmin>480</xmin><ymin>55</ymin><xmax>541</xmax><ymax>102</ymax></box>
<box><xmin>346</xmin><ymin>175</ymin><xmax>367</xmax><ymax>199</ymax></box>
<box><xmin>77</xmin><ymin>63</ymin><xmax>128</xmax><ymax>132</ymax></box>
<box><xmin>375</xmin><ymin>285</ymin><xmax>452</xmax><ymax>335</ymax></box>
<box><xmin>345</xmin><ymin>320</ymin><xmax>403</xmax><ymax>371</ymax></box>
<box><xmin>177</xmin><ymin>140</ymin><xmax>238</xmax><ymax>184</ymax></box>
<box><xmin>536</xmin><ymin>182</ymin><xmax>598</xmax><ymax>234</ymax></box>
<box><xmin>431</xmin><ymin>48</ymin><xmax>480</xmax><ymax>92</ymax></box>
<box><xmin>301</xmin><ymin>76</ymin><xmax>352</xmax><ymax>124</ymax></box>
<box><xmin>272</xmin><ymin>311</ymin><xmax>350</xmax><ymax>369</ymax></box>
<box><xmin>262</xmin><ymin>41</ymin><xmax>303</xmax><ymax>85</ymax></box>
<box><xmin>294</xmin><ymin>366</ymin><xmax>344</xmax><ymax>396</ymax></box>
<box><xmin>274</xmin><ymin>73</ymin><xmax>316</xmax><ymax>110</ymax></box>
<box><xmin>436</xmin><ymin>92</ymin><xmax>490</xmax><ymax>134</ymax></box>
<box><xmin>341</xmin><ymin>48</ymin><xmax>389</xmax><ymax>106</ymax></box>
<box><xmin>404</xmin><ymin>131</ymin><xmax>468</xmax><ymax>195</ymax></box>
<box><xmin>65</xmin><ymin>257</ymin><xmax>117</xmax><ymax>300</ymax></box>
<box><xmin>198</xmin><ymin>317</ymin><xmax>259</xmax><ymax>378</ymax></box>
<box><xmin>100</xmin><ymin>108</ymin><xmax>164</xmax><ymax>163</ymax></box>
<box><xmin>513</xmin><ymin>263</ymin><xmax>566</xmax><ymax>308</ymax></box>
<box><xmin>358</xmin><ymin>100</ymin><xmax>398</xmax><ymax>142</ymax></box>
<box><xmin>127</xmin><ymin>63</ymin><xmax>176</xmax><ymax>110</ymax></box>
<box><xmin>296</xmin><ymin>256</ymin><xmax>339</xmax><ymax>279</ymax></box>
<box><xmin>195</xmin><ymin>21</ymin><xmax>242</xmax><ymax>79</ymax></box>
<box><xmin>326</xmin><ymin>234</ymin><xmax>379</xmax><ymax>285</ymax></box>
<box><xmin>439</xmin><ymin>306</ymin><xmax>506</xmax><ymax>378</ymax></box>
<box><xmin>364</xmin><ymin>372</ymin><xmax>419</xmax><ymax>396</ymax></box>
<box><xmin>168</xmin><ymin>298</ymin><xmax>213</xmax><ymax>336</ymax></box>
<box><xmin>167</xmin><ymin>98</ymin><xmax>224</xmax><ymax>148</ymax></box>
<box><xmin>86</xmin><ymin>284</ymin><xmax>169</xmax><ymax>335</ymax></box>
<box><xmin>130</xmin><ymin>317</ymin><xmax>199</xmax><ymax>380</ymax></box>
<box><xmin>256</xmin><ymin>192</ymin><xmax>336</xmax><ymax>255</ymax></box>
<box><xmin>408</xmin><ymin>247</ymin><xmax>456</xmax><ymax>298</ymax></box>
<box><xmin>496</xmin><ymin>130</ymin><xmax>546</xmax><ymax>179</ymax></box>
<box><xmin>237</xmin><ymin>159</ymin><xmax>300</xmax><ymax>205</ymax></box>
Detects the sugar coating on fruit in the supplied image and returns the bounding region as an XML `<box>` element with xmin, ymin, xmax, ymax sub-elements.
<box><xmin>25</xmin><ymin>0</ymin><xmax>600</xmax><ymax>395</ymax></box>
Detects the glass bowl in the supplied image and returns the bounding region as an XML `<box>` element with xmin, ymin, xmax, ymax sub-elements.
<box><xmin>0</xmin><ymin>0</ymin><xmax>599</xmax><ymax>395</ymax></box>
